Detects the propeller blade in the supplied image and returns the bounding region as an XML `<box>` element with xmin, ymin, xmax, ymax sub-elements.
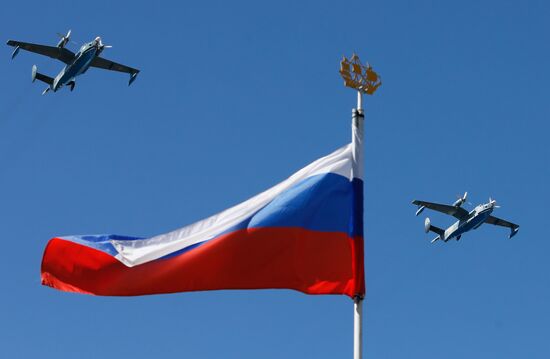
<box><xmin>103</xmin><ymin>45</ymin><xmax>113</xmax><ymax>48</ymax></box>
<box><xmin>57</xmin><ymin>29</ymin><xmax>71</xmax><ymax>40</ymax></box>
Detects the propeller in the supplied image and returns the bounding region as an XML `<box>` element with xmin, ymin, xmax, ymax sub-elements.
<box><xmin>96</xmin><ymin>37</ymin><xmax>113</xmax><ymax>50</ymax></box>
<box><xmin>56</xmin><ymin>29</ymin><xmax>76</xmax><ymax>48</ymax></box>
<box><xmin>453</xmin><ymin>191</ymin><xmax>469</xmax><ymax>207</ymax></box>
<box><xmin>489</xmin><ymin>197</ymin><xmax>501</xmax><ymax>208</ymax></box>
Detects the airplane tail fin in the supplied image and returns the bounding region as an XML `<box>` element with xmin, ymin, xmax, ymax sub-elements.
<box><xmin>425</xmin><ymin>217</ymin><xmax>445</xmax><ymax>241</ymax></box>
<box><xmin>32</xmin><ymin>65</ymin><xmax>54</xmax><ymax>86</ymax></box>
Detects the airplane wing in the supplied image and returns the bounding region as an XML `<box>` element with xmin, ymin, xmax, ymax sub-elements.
<box><xmin>89</xmin><ymin>56</ymin><xmax>139</xmax><ymax>84</ymax></box>
<box><xmin>485</xmin><ymin>215</ymin><xmax>519</xmax><ymax>238</ymax></box>
<box><xmin>90</xmin><ymin>56</ymin><xmax>139</xmax><ymax>74</ymax></box>
<box><xmin>412</xmin><ymin>200</ymin><xmax>469</xmax><ymax>220</ymax></box>
<box><xmin>6</xmin><ymin>40</ymin><xmax>75</xmax><ymax>64</ymax></box>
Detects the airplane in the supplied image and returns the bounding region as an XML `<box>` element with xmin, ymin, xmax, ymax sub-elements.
<box><xmin>6</xmin><ymin>30</ymin><xmax>139</xmax><ymax>94</ymax></box>
<box><xmin>412</xmin><ymin>192</ymin><xmax>519</xmax><ymax>243</ymax></box>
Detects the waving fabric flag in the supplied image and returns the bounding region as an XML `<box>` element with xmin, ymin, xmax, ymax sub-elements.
<box><xmin>41</xmin><ymin>124</ymin><xmax>365</xmax><ymax>298</ymax></box>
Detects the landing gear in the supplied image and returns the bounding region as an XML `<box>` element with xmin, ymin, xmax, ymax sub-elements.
<box><xmin>456</xmin><ymin>235</ymin><xmax>462</xmax><ymax>241</ymax></box>
<box><xmin>68</xmin><ymin>81</ymin><xmax>76</xmax><ymax>91</ymax></box>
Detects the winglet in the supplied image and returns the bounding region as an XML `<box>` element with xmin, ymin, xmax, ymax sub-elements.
<box><xmin>129</xmin><ymin>71</ymin><xmax>139</xmax><ymax>86</ymax></box>
<box><xmin>509</xmin><ymin>227</ymin><xmax>519</xmax><ymax>239</ymax></box>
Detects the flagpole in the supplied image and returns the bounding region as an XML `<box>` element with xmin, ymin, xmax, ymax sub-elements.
<box><xmin>339</xmin><ymin>52</ymin><xmax>380</xmax><ymax>359</ymax></box>
<box><xmin>354</xmin><ymin>295</ymin><xmax>363</xmax><ymax>359</ymax></box>
<box><xmin>353</xmin><ymin>91</ymin><xmax>364</xmax><ymax>359</ymax></box>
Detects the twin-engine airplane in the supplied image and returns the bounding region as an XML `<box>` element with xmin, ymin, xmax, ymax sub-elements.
<box><xmin>6</xmin><ymin>30</ymin><xmax>139</xmax><ymax>94</ymax></box>
<box><xmin>412</xmin><ymin>192</ymin><xmax>519</xmax><ymax>243</ymax></box>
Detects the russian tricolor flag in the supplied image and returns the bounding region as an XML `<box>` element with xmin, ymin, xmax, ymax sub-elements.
<box><xmin>41</xmin><ymin>122</ymin><xmax>365</xmax><ymax>298</ymax></box>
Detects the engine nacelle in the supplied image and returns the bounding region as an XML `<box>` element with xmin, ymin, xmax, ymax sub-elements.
<box><xmin>56</xmin><ymin>30</ymin><xmax>71</xmax><ymax>48</ymax></box>
<box><xmin>57</xmin><ymin>37</ymin><xmax>68</xmax><ymax>48</ymax></box>
<box><xmin>453</xmin><ymin>192</ymin><xmax>468</xmax><ymax>207</ymax></box>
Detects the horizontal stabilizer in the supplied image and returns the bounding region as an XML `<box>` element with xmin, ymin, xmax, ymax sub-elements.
<box><xmin>425</xmin><ymin>217</ymin><xmax>444</xmax><ymax>237</ymax></box>
<box><xmin>32</xmin><ymin>65</ymin><xmax>53</xmax><ymax>85</ymax></box>
<box><xmin>429</xmin><ymin>225</ymin><xmax>445</xmax><ymax>237</ymax></box>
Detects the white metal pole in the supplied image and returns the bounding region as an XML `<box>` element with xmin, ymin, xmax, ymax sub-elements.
<box><xmin>353</xmin><ymin>90</ymin><xmax>364</xmax><ymax>359</ymax></box>
<box><xmin>354</xmin><ymin>296</ymin><xmax>363</xmax><ymax>359</ymax></box>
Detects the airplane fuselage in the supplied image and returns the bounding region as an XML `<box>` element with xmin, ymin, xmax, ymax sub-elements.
<box><xmin>443</xmin><ymin>204</ymin><xmax>494</xmax><ymax>241</ymax></box>
<box><xmin>52</xmin><ymin>40</ymin><xmax>102</xmax><ymax>91</ymax></box>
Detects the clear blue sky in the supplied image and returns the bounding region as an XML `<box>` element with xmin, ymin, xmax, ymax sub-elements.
<box><xmin>1</xmin><ymin>0</ymin><xmax>548</xmax><ymax>358</ymax></box>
